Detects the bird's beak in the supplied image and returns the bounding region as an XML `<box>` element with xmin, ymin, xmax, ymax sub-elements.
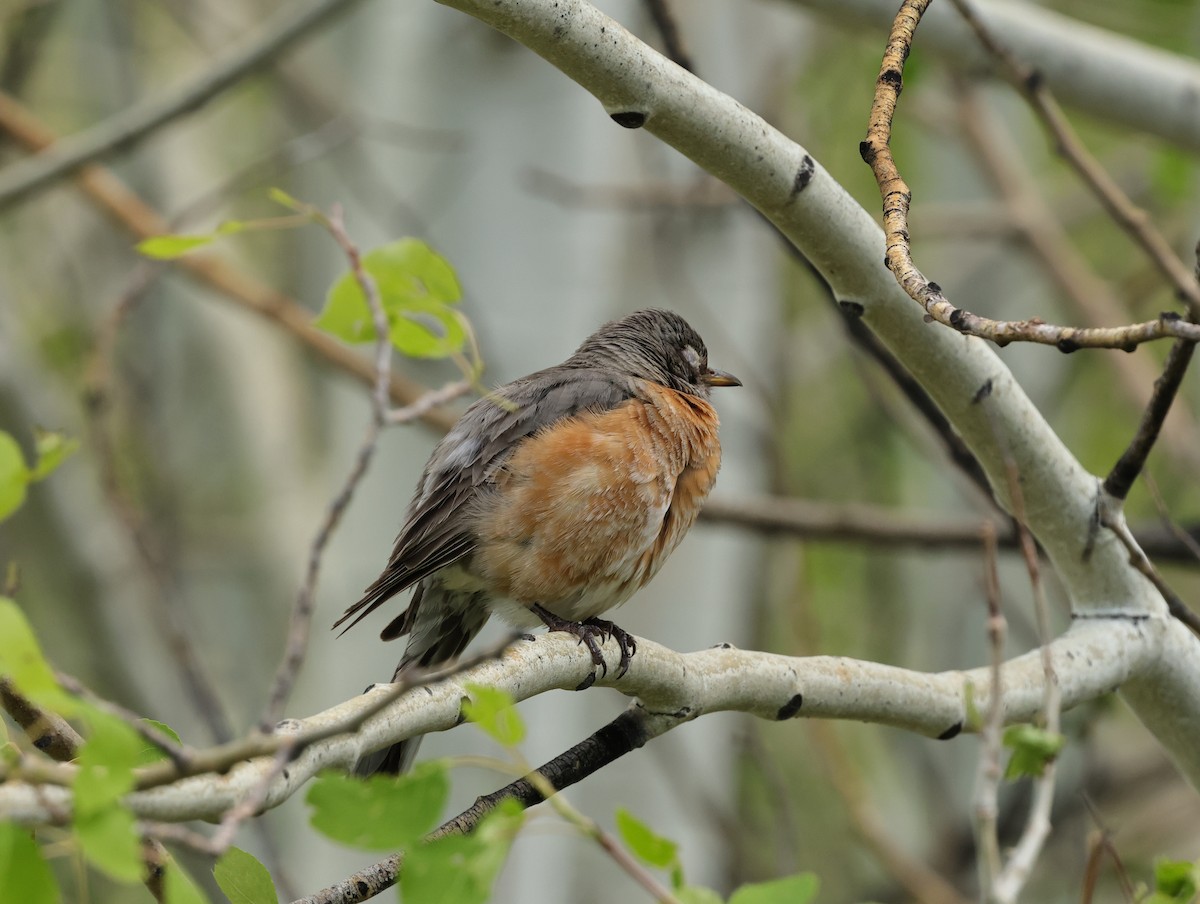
<box><xmin>702</xmin><ymin>368</ymin><xmax>742</xmax><ymax>388</ymax></box>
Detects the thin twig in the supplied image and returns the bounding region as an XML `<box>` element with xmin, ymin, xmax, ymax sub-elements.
<box><xmin>208</xmin><ymin>744</ymin><xmax>297</xmax><ymax>855</ymax></box>
<box><xmin>1098</xmin><ymin>505</ymin><xmax>1200</xmax><ymax>636</ymax></box>
<box><xmin>259</xmin><ymin>203</ymin><xmax>401</xmax><ymax>730</ymax></box>
<box><xmin>55</xmin><ymin>672</ymin><xmax>193</xmax><ymax>772</ymax></box>
<box><xmin>973</xmin><ymin>520</ymin><xmax>1005</xmax><ymax>897</ymax></box>
<box><xmin>992</xmin><ymin>440</ymin><xmax>1060</xmax><ymax>904</ymax></box>
<box><xmin>945</xmin><ymin>0</ymin><xmax>1200</xmax><ymax>320</ymax></box>
<box><xmin>134</xmin><ymin>637</ymin><xmax>518</xmax><ymax>793</ymax></box>
<box><xmin>0</xmin><ymin>90</ymin><xmax>459</xmax><ymax>432</ymax></box>
<box><xmin>293</xmin><ymin>705</ymin><xmax>676</xmax><ymax>904</ymax></box>
<box><xmin>0</xmin><ymin>0</ymin><xmax>372</xmax><ymax>210</ymax></box>
<box><xmin>860</xmin><ymin>1</ymin><xmax>1200</xmax><ymax>350</ymax></box>
<box><xmin>1102</xmin><ymin>338</ymin><xmax>1196</xmax><ymax>501</ymax></box>
<box><xmin>952</xmin><ymin>77</ymin><xmax>1200</xmax><ymax>472</ymax></box>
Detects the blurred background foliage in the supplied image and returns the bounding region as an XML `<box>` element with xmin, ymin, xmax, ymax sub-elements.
<box><xmin>1</xmin><ymin>0</ymin><xmax>1199</xmax><ymax>901</ymax></box>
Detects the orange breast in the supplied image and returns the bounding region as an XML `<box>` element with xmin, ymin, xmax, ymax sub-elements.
<box><xmin>472</xmin><ymin>381</ymin><xmax>722</xmax><ymax>618</ymax></box>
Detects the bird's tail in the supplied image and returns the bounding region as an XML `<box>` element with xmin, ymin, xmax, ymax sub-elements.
<box><xmin>356</xmin><ymin>587</ymin><xmax>489</xmax><ymax>776</ymax></box>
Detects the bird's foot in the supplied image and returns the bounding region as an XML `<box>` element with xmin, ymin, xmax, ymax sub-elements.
<box><xmin>530</xmin><ymin>605</ymin><xmax>636</xmax><ymax>690</ymax></box>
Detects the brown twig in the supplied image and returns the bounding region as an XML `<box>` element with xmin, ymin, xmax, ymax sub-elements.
<box><xmin>860</xmin><ymin>2</ymin><xmax>1200</xmax><ymax>351</ymax></box>
<box><xmin>952</xmin><ymin>78</ymin><xmax>1200</xmax><ymax>472</ymax></box>
<box><xmin>259</xmin><ymin>204</ymin><xmax>392</xmax><ymax>730</ymax></box>
<box><xmin>945</xmin><ymin>0</ymin><xmax>1200</xmax><ymax>321</ymax></box>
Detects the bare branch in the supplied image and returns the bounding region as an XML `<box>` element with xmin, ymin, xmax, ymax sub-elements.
<box><xmin>0</xmin><ymin>622</ymin><xmax>1166</xmax><ymax>825</ymax></box>
<box><xmin>0</xmin><ymin>0</ymin><xmax>371</xmax><ymax>211</ymax></box>
<box><xmin>860</xmin><ymin>1</ymin><xmax>1200</xmax><ymax>351</ymax></box>
<box><xmin>945</xmin><ymin>0</ymin><xmax>1200</xmax><ymax>320</ymax></box>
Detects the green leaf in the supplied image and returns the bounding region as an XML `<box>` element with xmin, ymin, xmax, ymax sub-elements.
<box><xmin>1154</xmin><ymin>858</ymin><xmax>1199</xmax><ymax>900</ymax></box>
<box><xmin>164</xmin><ymin>857</ymin><xmax>211</xmax><ymax>904</ymax></box>
<box><xmin>677</xmin><ymin>887</ymin><xmax>725</xmax><ymax>904</ymax></box>
<box><xmin>462</xmin><ymin>684</ymin><xmax>525</xmax><ymax>747</ymax></box>
<box><xmin>75</xmin><ymin>803</ymin><xmax>144</xmax><ymax>883</ymax></box>
<box><xmin>143</xmin><ymin>718</ymin><xmax>182</xmax><ymax>745</ymax></box>
<box><xmin>134</xmin><ymin>718</ymin><xmax>183</xmax><ymax>764</ymax></box>
<box><xmin>614</xmin><ymin>808</ymin><xmax>678</xmax><ymax>869</ymax></box>
<box><xmin>0</xmin><ymin>432</ymin><xmax>29</xmax><ymax>522</ymax></box>
<box><xmin>214</xmin><ymin>847</ymin><xmax>278</xmax><ymax>904</ymax></box>
<box><xmin>0</xmin><ymin>823</ymin><xmax>57</xmax><ymax>904</ymax></box>
<box><xmin>28</xmin><ymin>428</ymin><xmax>79</xmax><ymax>482</ymax></box>
<box><xmin>267</xmin><ymin>187</ymin><xmax>305</xmax><ymax>211</ymax></box>
<box><xmin>401</xmin><ymin>799</ymin><xmax>524</xmax><ymax>904</ymax></box>
<box><xmin>76</xmin><ymin>713</ymin><xmax>143</xmax><ymax>812</ymax></box>
<box><xmin>729</xmin><ymin>873</ymin><xmax>819</xmax><ymax>904</ymax></box>
<box><xmin>136</xmin><ymin>234</ymin><xmax>219</xmax><ymax>259</ymax></box>
<box><xmin>306</xmin><ymin>762</ymin><xmax>450</xmax><ymax>850</ymax></box>
<box><xmin>314</xmin><ymin>239</ymin><xmax>466</xmax><ymax>359</ymax></box>
<box><xmin>1002</xmin><ymin>724</ymin><xmax>1065</xmax><ymax>780</ymax></box>
<box><xmin>73</xmin><ymin>712</ymin><xmax>146</xmax><ymax>882</ymax></box>
<box><xmin>0</xmin><ymin>597</ymin><xmax>74</xmax><ymax>712</ymax></box>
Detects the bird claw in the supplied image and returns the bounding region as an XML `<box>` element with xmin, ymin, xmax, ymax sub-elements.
<box><xmin>531</xmin><ymin>605</ymin><xmax>637</xmax><ymax>690</ymax></box>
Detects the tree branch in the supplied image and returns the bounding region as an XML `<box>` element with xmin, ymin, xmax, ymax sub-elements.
<box><xmin>0</xmin><ymin>0</ymin><xmax>371</xmax><ymax>211</ymax></box>
<box><xmin>791</xmin><ymin>0</ymin><xmax>1200</xmax><ymax>153</ymax></box>
<box><xmin>429</xmin><ymin>0</ymin><xmax>1200</xmax><ymax>781</ymax></box>
<box><xmin>0</xmin><ymin>621</ymin><xmax>1164</xmax><ymax>824</ymax></box>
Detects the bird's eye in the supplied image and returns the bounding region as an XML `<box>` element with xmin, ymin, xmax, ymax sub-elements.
<box><xmin>682</xmin><ymin>345</ymin><xmax>702</xmax><ymax>371</ymax></box>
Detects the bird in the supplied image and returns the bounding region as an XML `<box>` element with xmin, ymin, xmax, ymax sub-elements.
<box><xmin>335</xmin><ymin>308</ymin><xmax>740</xmax><ymax>773</ymax></box>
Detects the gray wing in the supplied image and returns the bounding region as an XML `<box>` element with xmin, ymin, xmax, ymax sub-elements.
<box><xmin>333</xmin><ymin>366</ymin><xmax>637</xmax><ymax>637</ymax></box>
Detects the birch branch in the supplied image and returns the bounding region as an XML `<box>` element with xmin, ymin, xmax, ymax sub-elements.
<box><xmin>0</xmin><ymin>620</ymin><xmax>1158</xmax><ymax>825</ymax></box>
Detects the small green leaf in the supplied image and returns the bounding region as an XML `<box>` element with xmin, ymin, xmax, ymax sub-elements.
<box><xmin>306</xmin><ymin>762</ymin><xmax>449</xmax><ymax>850</ymax></box>
<box><xmin>163</xmin><ymin>857</ymin><xmax>211</xmax><ymax>904</ymax></box>
<box><xmin>729</xmin><ymin>873</ymin><xmax>819</xmax><ymax>904</ymax></box>
<box><xmin>1002</xmin><ymin>724</ymin><xmax>1065</xmax><ymax>780</ymax></box>
<box><xmin>135</xmin><ymin>718</ymin><xmax>184</xmax><ymax>764</ymax></box>
<box><xmin>0</xmin><ymin>597</ymin><xmax>74</xmax><ymax>712</ymax></box>
<box><xmin>0</xmin><ymin>822</ymin><xmax>57</xmax><ymax>904</ymax></box>
<box><xmin>75</xmin><ymin>713</ymin><xmax>144</xmax><ymax>812</ymax></box>
<box><xmin>143</xmin><ymin>718</ymin><xmax>182</xmax><ymax>745</ymax></box>
<box><xmin>614</xmin><ymin>808</ymin><xmax>678</xmax><ymax>869</ymax></box>
<box><xmin>28</xmin><ymin>427</ymin><xmax>78</xmax><ymax>482</ymax></box>
<box><xmin>136</xmin><ymin>234</ymin><xmax>219</xmax><ymax>259</ymax></box>
<box><xmin>677</xmin><ymin>887</ymin><xmax>725</xmax><ymax>904</ymax></box>
<box><xmin>0</xmin><ymin>432</ymin><xmax>29</xmax><ymax>522</ymax></box>
<box><xmin>1154</xmin><ymin>858</ymin><xmax>1199</xmax><ymax>899</ymax></box>
<box><xmin>214</xmin><ymin>847</ymin><xmax>278</xmax><ymax>904</ymax></box>
<box><xmin>401</xmin><ymin>799</ymin><xmax>524</xmax><ymax>904</ymax></box>
<box><xmin>267</xmin><ymin>187</ymin><xmax>305</xmax><ymax>211</ymax></box>
<box><xmin>315</xmin><ymin>238</ymin><xmax>466</xmax><ymax>359</ymax></box>
<box><xmin>75</xmin><ymin>804</ymin><xmax>144</xmax><ymax>883</ymax></box>
<box><xmin>462</xmin><ymin>684</ymin><xmax>525</xmax><ymax>747</ymax></box>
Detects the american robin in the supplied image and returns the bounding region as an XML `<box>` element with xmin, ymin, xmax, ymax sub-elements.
<box><xmin>335</xmin><ymin>308</ymin><xmax>740</xmax><ymax>773</ymax></box>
